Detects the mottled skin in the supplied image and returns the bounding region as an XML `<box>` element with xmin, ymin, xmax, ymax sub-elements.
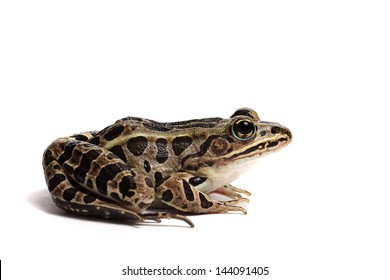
<box><xmin>43</xmin><ymin>108</ymin><xmax>292</xmax><ymax>227</ymax></box>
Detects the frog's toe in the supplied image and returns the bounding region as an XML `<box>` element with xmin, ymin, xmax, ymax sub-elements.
<box><xmin>217</xmin><ymin>205</ymin><xmax>247</xmax><ymax>215</ymax></box>
<box><xmin>237</xmin><ymin>206</ymin><xmax>247</xmax><ymax>215</ymax></box>
<box><xmin>142</xmin><ymin>212</ymin><xmax>194</xmax><ymax>228</ymax></box>
<box><xmin>230</xmin><ymin>185</ymin><xmax>251</xmax><ymax>196</ymax></box>
<box><xmin>219</xmin><ymin>197</ymin><xmax>250</xmax><ymax>206</ymax></box>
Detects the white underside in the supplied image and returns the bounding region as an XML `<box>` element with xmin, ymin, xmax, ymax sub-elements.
<box><xmin>198</xmin><ymin>157</ymin><xmax>259</xmax><ymax>193</ymax></box>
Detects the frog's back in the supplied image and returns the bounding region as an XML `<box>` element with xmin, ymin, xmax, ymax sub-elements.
<box><xmin>117</xmin><ymin>116</ymin><xmax>225</xmax><ymax>133</ymax></box>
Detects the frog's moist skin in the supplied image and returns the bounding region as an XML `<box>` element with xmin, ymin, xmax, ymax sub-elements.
<box><xmin>42</xmin><ymin>108</ymin><xmax>292</xmax><ymax>227</ymax></box>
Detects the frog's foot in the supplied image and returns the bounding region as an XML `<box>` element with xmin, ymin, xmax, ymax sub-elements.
<box><xmin>142</xmin><ymin>212</ymin><xmax>194</xmax><ymax>228</ymax></box>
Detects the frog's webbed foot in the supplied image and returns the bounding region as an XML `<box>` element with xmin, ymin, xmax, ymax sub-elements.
<box><xmin>142</xmin><ymin>212</ymin><xmax>194</xmax><ymax>228</ymax></box>
<box><xmin>211</xmin><ymin>184</ymin><xmax>251</xmax><ymax>204</ymax></box>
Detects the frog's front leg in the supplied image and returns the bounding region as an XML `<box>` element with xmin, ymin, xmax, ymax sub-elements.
<box><xmin>155</xmin><ymin>173</ymin><xmax>247</xmax><ymax>215</ymax></box>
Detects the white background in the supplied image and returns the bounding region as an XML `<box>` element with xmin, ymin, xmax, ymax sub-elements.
<box><xmin>1</xmin><ymin>1</ymin><xmax>389</xmax><ymax>279</ymax></box>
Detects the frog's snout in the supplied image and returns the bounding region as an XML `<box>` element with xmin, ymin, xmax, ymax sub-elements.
<box><xmin>268</xmin><ymin>123</ymin><xmax>292</xmax><ymax>141</ymax></box>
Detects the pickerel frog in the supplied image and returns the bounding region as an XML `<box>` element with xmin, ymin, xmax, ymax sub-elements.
<box><xmin>43</xmin><ymin>108</ymin><xmax>292</xmax><ymax>227</ymax></box>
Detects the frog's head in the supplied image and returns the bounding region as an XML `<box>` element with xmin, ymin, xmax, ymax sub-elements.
<box><xmin>182</xmin><ymin>108</ymin><xmax>292</xmax><ymax>183</ymax></box>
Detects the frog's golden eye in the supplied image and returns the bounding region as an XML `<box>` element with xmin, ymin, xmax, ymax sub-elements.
<box><xmin>231</xmin><ymin>119</ymin><xmax>257</xmax><ymax>141</ymax></box>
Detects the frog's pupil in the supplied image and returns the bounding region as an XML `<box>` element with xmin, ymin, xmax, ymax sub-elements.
<box><xmin>232</xmin><ymin>120</ymin><xmax>256</xmax><ymax>140</ymax></box>
<box><xmin>236</xmin><ymin>121</ymin><xmax>254</xmax><ymax>135</ymax></box>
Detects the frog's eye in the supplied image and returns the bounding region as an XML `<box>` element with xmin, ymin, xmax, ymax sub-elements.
<box><xmin>231</xmin><ymin>119</ymin><xmax>257</xmax><ymax>141</ymax></box>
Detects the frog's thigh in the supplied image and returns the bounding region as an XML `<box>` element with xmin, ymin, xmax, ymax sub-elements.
<box><xmin>44</xmin><ymin>159</ymin><xmax>143</xmax><ymax>221</ymax></box>
<box><xmin>44</xmin><ymin>139</ymin><xmax>154</xmax><ymax>220</ymax></box>
<box><xmin>155</xmin><ymin>173</ymin><xmax>247</xmax><ymax>215</ymax></box>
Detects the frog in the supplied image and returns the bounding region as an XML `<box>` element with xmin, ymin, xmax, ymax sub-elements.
<box><xmin>42</xmin><ymin>108</ymin><xmax>292</xmax><ymax>227</ymax></box>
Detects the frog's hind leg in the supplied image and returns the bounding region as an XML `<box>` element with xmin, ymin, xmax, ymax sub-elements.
<box><xmin>44</xmin><ymin>157</ymin><xmax>143</xmax><ymax>222</ymax></box>
<box><xmin>42</xmin><ymin>138</ymin><xmax>147</xmax><ymax>223</ymax></box>
<box><xmin>45</xmin><ymin>157</ymin><xmax>193</xmax><ymax>227</ymax></box>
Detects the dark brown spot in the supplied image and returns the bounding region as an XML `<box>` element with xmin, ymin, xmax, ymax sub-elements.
<box><xmin>156</xmin><ymin>138</ymin><xmax>168</xmax><ymax>163</ymax></box>
<box><xmin>172</xmin><ymin>136</ymin><xmax>193</xmax><ymax>156</ymax></box>
<box><xmin>119</xmin><ymin>175</ymin><xmax>137</xmax><ymax>198</ymax></box>
<box><xmin>182</xmin><ymin>180</ymin><xmax>194</xmax><ymax>201</ymax></box>
<box><xmin>109</xmin><ymin>145</ymin><xmax>127</xmax><ymax>162</ymax></box>
<box><xmin>63</xmin><ymin>188</ymin><xmax>77</xmax><ymax>201</ymax></box>
<box><xmin>104</xmin><ymin>125</ymin><xmax>125</xmax><ymax>141</ymax></box>
<box><xmin>48</xmin><ymin>174</ymin><xmax>66</xmax><ymax>192</ymax></box>
<box><xmin>199</xmin><ymin>192</ymin><xmax>213</xmax><ymax>209</ymax></box>
<box><xmin>162</xmin><ymin>190</ymin><xmax>173</xmax><ymax>202</ymax></box>
<box><xmin>73</xmin><ymin>134</ymin><xmax>89</xmax><ymax>141</ymax></box>
<box><xmin>127</xmin><ymin>191</ymin><xmax>136</xmax><ymax>198</ymax></box>
<box><xmin>89</xmin><ymin>137</ymin><xmax>101</xmax><ymax>145</ymax></box>
<box><xmin>127</xmin><ymin>136</ymin><xmax>148</xmax><ymax>156</ymax></box>
<box><xmin>154</xmin><ymin>172</ymin><xmax>163</xmax><ymax>185</ymax></box>
<box><xmin>83</xmin><ymin>195</ymin><xmax>96</xmax><ymax>204</ymax></box>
